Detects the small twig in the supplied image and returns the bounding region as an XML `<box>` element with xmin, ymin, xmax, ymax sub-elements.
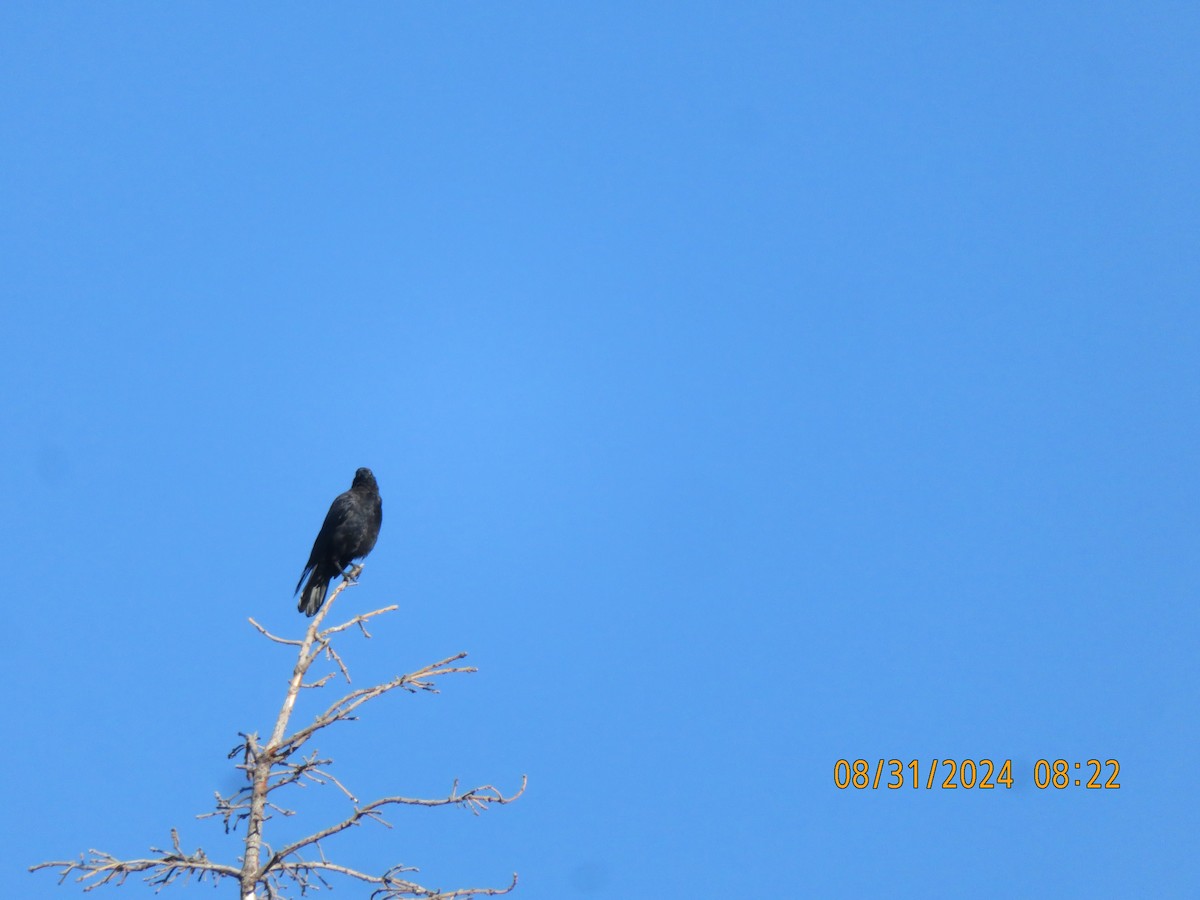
<box><xmin>321</xmin><ymin>604</ymin><xmax>400</xmax><ymax>638</ymax></box>
<box><xmin>308</xmin><ymin>767</ymin><xmax>360</xmax><ymax>803</ymax></box>
<box><xmin>248</xmin><ymin>619</ymin><xmax>303</xmax><ymax>647</ymax></box>
<box><xmin>320</xmin><ymin>639</ymin><xmax>353</xmax><ymax>683</ymax></box>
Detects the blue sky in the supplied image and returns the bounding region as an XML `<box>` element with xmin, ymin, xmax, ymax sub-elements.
<box><xmin>3</xmin><ymin>3</ymin><xmax>1198</xmax><ymax>897</ymax></box>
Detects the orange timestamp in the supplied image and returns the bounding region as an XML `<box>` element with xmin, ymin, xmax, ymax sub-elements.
<box><xmin>833</xmin><ymin>758</ymin><xmax>1122</xmax><ymax>790</ymax></box>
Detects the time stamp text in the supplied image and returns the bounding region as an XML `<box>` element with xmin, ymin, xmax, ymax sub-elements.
<box><xmin>834</xmin><ymin>758</ymin><xmax>1121</xmax><ymax>790</ymax></box>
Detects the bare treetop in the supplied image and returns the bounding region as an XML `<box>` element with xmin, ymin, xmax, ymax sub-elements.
<box><xmin>32</xmin><ymin>571</ymin><xmax>525</xmax><ymax>899</ymax></box>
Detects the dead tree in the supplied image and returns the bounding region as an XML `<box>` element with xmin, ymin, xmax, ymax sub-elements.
<box><xmin>31</xmin><ymin>570</ymin><xmax>525</xmax><ymax>898</ymax></box>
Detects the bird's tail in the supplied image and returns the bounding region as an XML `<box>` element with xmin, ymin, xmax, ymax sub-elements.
<box><xmin>298</xmin><ymin>568</ymin><xmax>331</xmax><ymax>617</ymax></box>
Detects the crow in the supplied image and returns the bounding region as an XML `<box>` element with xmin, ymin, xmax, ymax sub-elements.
<box><xmin>295</xmin><ymin>467</ymin><xmax>383</xmax><ymax>617</ymax></box>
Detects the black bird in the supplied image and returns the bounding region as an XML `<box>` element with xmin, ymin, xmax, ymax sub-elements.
<box><xmin>295</xmin><ymin>467</ymin><xmax>383</xmax><ymax>617</ymax></box>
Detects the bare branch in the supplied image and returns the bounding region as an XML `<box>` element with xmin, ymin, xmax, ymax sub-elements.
<box><xmin>367</xmin><ymin>870</ymin><xmax>520</xmax><ymax>899</ymax></box>
<box><xmin>276</xmin><ymin>653</ymin><xmax>477</xmax><ymax>757</ymax></box>
<box><xmin>266</xmin><ymin>776</ymin><xmax>528</xmax><ymax>869</ymax></box>
<box><xmin>29</xmin><ymin>829</ymin><xmax>240</xmax><ymax>891</ymax></box>
<box><xmin>269</xmin><ymin>859</ymin><xmax>519</xmax><ymax>899</ymax></box>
